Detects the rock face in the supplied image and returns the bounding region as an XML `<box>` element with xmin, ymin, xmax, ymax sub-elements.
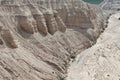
<box><xmin>2</xmin><ymin>29</ymin><xmax>18</xmax><ymax>48</ymax></box>
<box><xmin>44</xmin><ymin>10</ymin><xmax>58</xmax><ymax>35</ymax></box>
<box><xmin>54</xmin><ymin>11</ymin><xmax>66</xmax><ymax>32</ymax></box>
<box><xmin>0</xmin><ymin>0</ymin><xmax>104</xmax><ymax>80</ymax></box>
<box><xmin>17</xmin><ymin>15</ymin><xmax>36</xmax><ymax>34</ymax></box>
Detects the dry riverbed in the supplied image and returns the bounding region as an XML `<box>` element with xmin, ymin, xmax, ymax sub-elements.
<box><xmin>66</xmin><ymin>13</ymin><xmax>120</xmax><ymax>80</ymax></box>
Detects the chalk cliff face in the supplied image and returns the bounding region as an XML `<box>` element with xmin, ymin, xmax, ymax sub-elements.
<box><xmin>0</xmin><ymin>0</ymin><xmax>104</xmax><ymax>80</ymax></box>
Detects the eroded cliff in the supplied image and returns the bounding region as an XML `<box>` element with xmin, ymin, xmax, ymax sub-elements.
<box><xmin>0</xmin><ymin>0</ymin><xmax>104</xmax><ymax>80</ymax></box>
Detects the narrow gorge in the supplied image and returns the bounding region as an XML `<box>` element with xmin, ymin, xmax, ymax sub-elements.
<box><xmin>0</xmin><ymin>0</ymin><xmax>119</xmax><ymax>80</ymax></box>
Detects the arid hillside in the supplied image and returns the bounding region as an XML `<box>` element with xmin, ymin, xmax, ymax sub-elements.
<box><xmin>66</xmin><ymin>13</ymin><xmax>120</xmax><ymax>80</ymax></box>
<box><xmin>0</xmin><ymin>0</ymin><xmax>104</xmax><ymax>80</ymax></box>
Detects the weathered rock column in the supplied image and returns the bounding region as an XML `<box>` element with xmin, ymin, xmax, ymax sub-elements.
<box><xmin>44</xmin><ymin>10</ymin><xmax>58</xmax><ymax>35</ymax></box>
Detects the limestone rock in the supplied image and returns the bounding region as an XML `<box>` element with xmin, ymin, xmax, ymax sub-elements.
<box><xmin>29</xmin><ymin>5</ymin><xmax>48</xmax><ymax>35</ymax></box>
<box><xmin>17</xmin><ymin>15</ymin><xmax>36</xmax><ymax>34</ymax></box>
<box><xmin>15</xmin><ymin>5</ymin><xmax>37</xmax><ymax>34</ymax></box>
<box><xmin>66</xmin><ymin>13</ymin><xmax>120</xmax><ymax>80</ymax></box>
<box><xmin>2</xmin><ymin>29</ymin><xmax>18</xmax><ymax>48</ymax></box>
<box><xmin>0</xmin><ymin>0</ymin><xmax>105</xmax><ymax>80</ymax></box>
<box><xmin>0</xmin><ymin>38</ymin><xmax>3</xmax><ymax>45</ymax></box>
<box><xmin>54</xmin><ymin>11</ymin><xmax>66</xmax><ymax>32</ymax></box>
<box><xmin>44</xmin><ymin>10</ymin><xmax>58</xmax><ymax>35</ymax></box>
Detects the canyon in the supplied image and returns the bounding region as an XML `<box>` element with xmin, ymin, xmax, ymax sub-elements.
<box><xmin>66</xmin><ymin>12</ymin><xmax>120</xmax><ymax>80</ymax></box>
<box><xmin>0</xmin><ymin>0</ymin><xmax>119</xmax><ymax>80</ymax></box>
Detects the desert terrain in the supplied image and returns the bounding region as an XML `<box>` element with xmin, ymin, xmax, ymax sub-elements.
<box><xmin>66</xmin><ymin>12</ymin><xmax>120</xmax><ymax>80</ymax></box>
<box><xmin>0</xmin><ymin>0</ymin><xmax>119</xmax><ymax>80</ymax></box>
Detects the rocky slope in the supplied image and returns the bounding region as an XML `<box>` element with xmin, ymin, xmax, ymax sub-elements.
<box><xmin>66</xmin><ymin>13</ymin><xmax>120</xmax><ymax>80</ymax></box>
<box><xmin>0</xmin><ymin>0</ymin><xmax>104</xmax><ymax>80</ymax></box>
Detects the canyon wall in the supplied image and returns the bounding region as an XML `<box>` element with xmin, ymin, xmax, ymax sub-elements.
<box><xmin>0</xmin><ymin>0</ymin><xmax>104</xmax><ymax>80</ymax></box>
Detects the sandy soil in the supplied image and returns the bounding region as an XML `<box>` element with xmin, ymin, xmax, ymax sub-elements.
<box><xmin>66</xmin><ymin>13</ymin><xmax>120</xmax><ymax>80</ymax></box>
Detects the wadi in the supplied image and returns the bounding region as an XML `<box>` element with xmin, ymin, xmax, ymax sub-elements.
<box><xmin>0</xmin><ymin>0</ymin><xmax>119</xmax><ymax>80</ymax></box>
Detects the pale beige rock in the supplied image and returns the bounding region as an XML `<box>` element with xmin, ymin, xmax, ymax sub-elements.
<box><xmin>29</xmin><ymin>5</ymin><xmax>48</xmax><ymax>35</ymax></box>
<box><xmin>0</xmin><ymin>0</ymin><xmax>105</xmax><ymax>80</ymax></box>
<box><xmin>66</xmin><ymin>13</ymin><xmax>120</xmax><ymax>80</ymax></box>
<box><xmin>17</xmin><ymin>15</ymin><xmax>36</xmax><ymax>34</ymax></box>
<box><xmin>44</xmin><ymin>10</ymin><xmax>58</xmax><ymax>35</ymax></box>
<box><xmin>1</xmin><ymin>29</ymin><xmax>18</xmax><ymax>48</ymax></box>
<box><xmin>54</xmin><ymin>11</ymin><xmax>66</xmax><ymax>32</ymax></box>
